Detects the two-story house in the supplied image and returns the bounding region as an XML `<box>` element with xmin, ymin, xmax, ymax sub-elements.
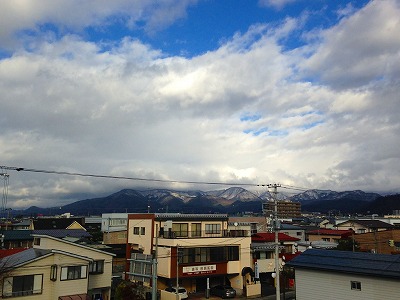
<box><xmin>0</xmin><ymin>234</ymin><xmax>115</xmax><ymax>299</ymax></box>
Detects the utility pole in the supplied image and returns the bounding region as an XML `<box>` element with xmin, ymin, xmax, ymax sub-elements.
<box><xmin>151</xmin><ymin>230</ymin><xmax>158</xmax><ymax>300</ymax></box>
<box><xmin>176</xmin><ymin>244</ymin><xmax>180</xmax><ymax>300</ymax></box>
<box><xmin>268</xmin><ymin>183</ymin><xmax>281</xmax><ymax>300</ymax></box>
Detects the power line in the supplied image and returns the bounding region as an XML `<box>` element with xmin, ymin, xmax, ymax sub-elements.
<box><xmin>0</xmin><ymin>165</ymin><xmax>268</xmax><ymax>187</ymax></box>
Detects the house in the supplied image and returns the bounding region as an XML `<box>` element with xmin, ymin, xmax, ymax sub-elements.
<box><xmin>10</xmin><ymin>220</ymin><xmax>31</xmax><ymax>230</ymax></box>
<box><xmin>280</xmin><ymin>223</ymin><xmax>305</xmax><ymax>242</ymax></box>
<box><xmin>100</xmin><ymin>213</ymin><xmax>129</xmax><ymax>275</ymax></box>
<box><xmin>0</xmin><ymin>229</ymin><xmax>92</xmax><ymax>249</ymax></box>
<box><xmin>126</xmin><ymin>213</ymin><xmax>254</xmax><ymax>296</ymax></box>
<box><xmin>251</xmin><ymin>232</ymin><xmax>299</xmax><ymax>277</ymax></box>
<box><xmin>0</xmin><ymin>234</ymin><xmax>114</xmax><ymax>299</ymax></box>
<box><xmin>336</xmin><ymin>219</ymin><xmax>393</xmax><ymax>233</ymax></box>
<box><xmin>0</xmin><ymin>230</ymin><xmax>34</xmax><ymax>249</ymax></box>
<box><xmin>287</xmin><ymin>249</ymin><xmax>400</xmax><ymax>300</ymax></box>
<box><xmin>354</xmin><ymin>228</ymin><xmax>400</xmax><ymax>254</ymax></box>
<box><xmin>306</xmin><ymin>229</ymin><xmax>353</xmax><ymax>244</ymax></box>
<box><xmin>229</xmin><ymin>216</ymin><xmax>269</xmax><ymax>233</ymax></box>
<box><xmin>30</xmin><ymin>217</ymin><xmax>86</xmax><ymax>230</ymax></box>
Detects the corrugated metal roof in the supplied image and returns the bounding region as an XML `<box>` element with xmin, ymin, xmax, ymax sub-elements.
<box><xmin>0</xmin><ymin>248</ymin><xmax>52</xmax><ymax>268</ymax></box>
<box><xmin>287</xmin><ymin>249</ymin><xmax>400</xmax><ymax>279</ymax></box>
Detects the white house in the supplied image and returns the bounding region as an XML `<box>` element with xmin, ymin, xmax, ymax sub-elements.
<box><xmin>287</xmin><ymin>249</ymin><xmax>400</xmax><ymax>300</ymax></box>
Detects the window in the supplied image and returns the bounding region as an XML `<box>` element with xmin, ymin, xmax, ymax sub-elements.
<box><xmin>172</xmin><ymin>223</ymin><xmax>188</xmax><ymax>237</ymax></box>
<box><xmin>133</xmin><ymin>227</ymin><xmax>139</xmax><ymax>235</ymax></box>
<box><xmin>205</xmin><ymin>224</ymin><xmax>221</xmax><ymax>234</ymax></box>
<box><xmin>89</xmin><ymin>260</ymin><xmax>104</xmax><ymax>274</ymax></box>
<box><xmin>109</xmin><ymin>219</ymin><xmax>127</xmax><ymax>226</ymax></box>
<box><xmin>351</xmin><ymin>281</ymin><xmax>361</xmax><ymax>291</ymax></box>
<box><xmin>141</xmin><ymin>227</ymin><xmax>145</xmax><ymax>235</ymax></box>
<box><xmin>181</xmin><ymin>246</ymin><xmax>239</xmax><ymax>263</ymax></box>
<box><xmin>61</xmin><ymin>266</ymin><xmax>87</xmax><ymax>280</ymax></box>
<box><xmin>33</xmin><ymin>238</ymin><xmax>41</xmax><ymax>246</ymax></box>
<box><xmin>50</xmin><ymin>265</ymin><xmax>57</xmax><ymax>281</ymax></box>
<box><xmin>192</xmin><ymin>223</ymin><xmax>201</xmax><ymax>237</ymax></box>
<box><xmin>2</xmin><ymin>274</ymin><xmax>43</xmax><ymax>297</ymax></box>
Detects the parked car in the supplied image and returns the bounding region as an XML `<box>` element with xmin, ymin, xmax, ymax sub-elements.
<box><xmin>210</xmin><ymin>285</ymin><xmax>236</xmax><ymax>298</ymax></box>
<box><xmin>165</xmin><ymin>286</ymin><xmax>189</xmax><ymax>299</ymax></box>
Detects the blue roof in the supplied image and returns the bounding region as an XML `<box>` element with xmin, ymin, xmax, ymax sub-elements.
<box><xmin>287</xmin><ymin>249</ymin><xmax>400</xmax><ymax>279</ymax></box>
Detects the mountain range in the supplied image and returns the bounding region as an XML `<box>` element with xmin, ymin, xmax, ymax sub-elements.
<box><xmin>19</xmin><ymin>187</ymin><xmax>400</xmax><ymax>217</ymax></box>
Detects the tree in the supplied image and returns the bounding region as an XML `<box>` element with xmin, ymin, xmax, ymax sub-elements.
<box><xmin>335</xmin><ymin>238</ymin><xmax>360</xmax><ymax>251</ymax></box>
<box><xmin>115</xmin><ymin>281</ymin><xmax>145</xmax><ymax>300</ymax></box>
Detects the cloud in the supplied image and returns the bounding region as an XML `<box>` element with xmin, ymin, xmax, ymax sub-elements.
<box><xmin>1</xmin><ymin>1</ymin><xmax>399</xmax><ymax>209</ymax></box>
<box><xmin>259</xmin><ymin>0</ymin><xmax>296</xmax><ymax>10</ymax></box>
<box><xmin>0</xmin><ymin>0</ymin><xmax>198</xmax><ymax>51</ymax></box>
<box><xmin>302</xmin><ymin>0</ymin><xmax>400</xmax><ymax>89</ymax></box>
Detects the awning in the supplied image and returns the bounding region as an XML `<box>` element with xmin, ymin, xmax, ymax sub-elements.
<box><xmin>58</xmin><ymin>294</ymin><xmax>89</xmax><ymax>300</ymax></box>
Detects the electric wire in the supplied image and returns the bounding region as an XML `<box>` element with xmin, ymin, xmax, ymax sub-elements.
<box><xmin>0</xmin><ymin>165</ymin><xmax>262</xmax><ymax>187</ymax></box>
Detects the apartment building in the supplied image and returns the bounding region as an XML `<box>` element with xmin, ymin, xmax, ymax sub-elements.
<box><xmin>126</xmin><ymin>213</ymin><xmax>252</xmax><ymax>295</ymax></box>
<box><xmin>262</xmin><ymin>201</ymin><xmax>301</xmax><ymax>218</ymax></box>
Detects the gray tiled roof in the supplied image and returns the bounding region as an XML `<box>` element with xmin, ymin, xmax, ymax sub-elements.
<box><xmin>287</xmin><ymin>249</ymin><xmax>400</xmax><ymax>279</ymax></box>
<box><xmin>0</xmin><ymin>248</ymin><xmax>52</xmax><ymax>269</ymax></box>
<box><xmin>0</xmin><ymin>230</ymin><xmax>33</xmax><ymax>241</ymax></box>
<box><xmin>33</xmin><ymin>229</ymin><xmax>91</xmax><ymax>238</ymax></box>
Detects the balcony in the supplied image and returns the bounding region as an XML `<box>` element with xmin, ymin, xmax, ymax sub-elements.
<box><xmin>160</xmin><ymin>229</ymin><xmax>250</xmax><ymax>239</ymax></box>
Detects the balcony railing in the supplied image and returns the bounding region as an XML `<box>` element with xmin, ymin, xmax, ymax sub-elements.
<box><xmin>160</xmin><ymin>229</ymin><xmax>250</xmax><ymax>239</ymax></box>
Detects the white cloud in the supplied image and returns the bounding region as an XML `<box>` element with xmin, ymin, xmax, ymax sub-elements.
<box><xmin>259</xmin><ymin>0</ymin><xmax>296</xmax><ymax>10</ymax></box>
<box><xmin>0</xmin><ymin>0</ymin><xmax>198</xmax><ymax>50</ymax></box>
<box><xmin>1</xmin><ymin>1</ymin><xmax>400</xmax><ymax>209</ymax></box>
<box><xmin>302</xmin><ymin>0</ymin><xmax>400</xmax><ymax>89</ymax></box>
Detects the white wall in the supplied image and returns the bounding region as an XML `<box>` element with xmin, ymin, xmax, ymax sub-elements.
<box><xmin>295</xmin><ymin>269</ymin><xmax>400</xmax><ymax>300</ymax></box>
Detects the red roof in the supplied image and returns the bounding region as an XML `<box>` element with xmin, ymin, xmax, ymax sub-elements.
<box><xmin>0</xmin><ymin>248</ymin><xmax>27</xmax><ymax>259</ymax></box>
<box><xmin>307</xmin><ymin>229</ymin><xmax>353</xmax><ymax>237</ymax></box>
<box><xmin>252</xmin><ymin>232</ymin><xmax>300</xmax><ymax>242</ymax></box>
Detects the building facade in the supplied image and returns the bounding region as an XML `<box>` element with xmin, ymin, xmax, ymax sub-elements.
<box><xmin>0</xmin><ymin>235</ymin><xmax>114</xmax><ymax>299</ymax></box>
<box><xmin>288</xmin><ymin>249</ymin><xmax>400</xmax><ymax>300</ymax></box>
<box><xmin>126</xmin><ymin>213</ymin><xmax>253</xmax><ymax>295</ymax></box>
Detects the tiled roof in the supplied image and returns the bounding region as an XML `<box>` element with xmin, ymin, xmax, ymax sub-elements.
<box><xmin>33</xmin><ymin>217</ymin><xmax>85</xmax><ymax>230</ymax></box>
<box><xmin>33</xmin><ymin>229</ymin><xmax>91</xmax><ymax>238</ymax></box>
<box><xmin>337</xmin><ymin>219</ymin><xmax>393</xmax><ymax>228</ymax></box>
<box><xmin>0</xmin><ymin>230</ymin><xmax>34</xmax><ymax>241</ymax></box>
<box><xmin>307</xmin><ymin>229</ymin><xmax>353</xmax><ymax>236</ymax></box>
<box><xmin>252</xmin><ymin>232</ymin><xmax>300</xmax><ymax>242</ymax></box>
<box><xmin>280</xmin><ymin>223</ymin><xmax>303</xmax><ymax>230</ymax></box>
<box><xmin>287</xmin><ymin>249</ymin><xmax>400</xmax><ymax>279</ymax></box>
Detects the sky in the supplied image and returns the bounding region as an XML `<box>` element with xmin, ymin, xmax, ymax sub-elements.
<box><xmin>1</xmin><ymin>0</ymin><xmax>400</xmax><ymax>209</ymax></box>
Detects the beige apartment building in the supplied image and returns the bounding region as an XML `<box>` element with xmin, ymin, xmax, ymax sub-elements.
<box><xmin>126</xmin><ymin>213</ymin><xmax>253</xmax><ymax>295</ymax></box>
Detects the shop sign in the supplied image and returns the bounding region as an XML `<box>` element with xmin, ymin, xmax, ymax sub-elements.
<box><xmin>182</xmin><ymin>264</ymin><xmax>217</xmax><ymax>275</ymax></box>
